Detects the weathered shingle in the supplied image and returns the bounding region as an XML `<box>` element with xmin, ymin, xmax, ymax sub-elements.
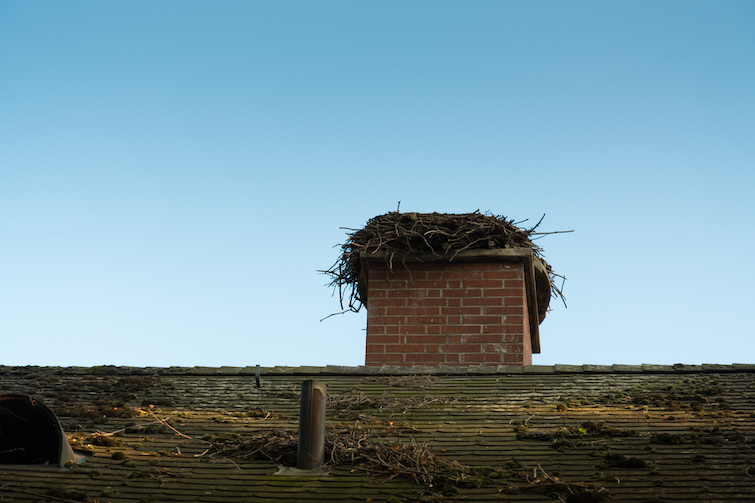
<box><xmin>1</xmin><ymin>365</ymin><xmax>754</xmax><ymax>502</ymax></box>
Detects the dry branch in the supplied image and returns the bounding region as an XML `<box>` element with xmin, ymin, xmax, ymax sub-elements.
<box><xmin>203</xmin><ymin>428</ymin><xmax>607</xmax><ymax>501</ymax></box>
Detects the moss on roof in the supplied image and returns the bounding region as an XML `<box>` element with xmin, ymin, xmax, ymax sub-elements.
<box><xmin>1</xmin><ymin>365</ymin><xmax>755</xmax><ymax>502</ymax></box>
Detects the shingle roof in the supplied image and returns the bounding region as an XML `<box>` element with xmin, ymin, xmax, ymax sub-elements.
<box><xmin>1</xmin><ymin>364</ymin><xmax>755</xmax><ymax>503</ymax></box>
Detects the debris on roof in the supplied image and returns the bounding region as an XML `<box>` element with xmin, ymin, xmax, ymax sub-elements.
<box><xmin>1</xmin><ymin>364</ymin><xmax>754</xmax><ymax>502</ymax></box>
<box><xmin>323</xmin><ymin>211</ymin><xmax>567</xmax><ymax>312</ymax></box>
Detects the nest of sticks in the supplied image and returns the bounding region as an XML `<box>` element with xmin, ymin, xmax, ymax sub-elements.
<box><xmin>323</xmin><ymin>211</ymin><xmax>566</xmax><ymax>313</ymax></box>
<box><xmin>204</xmin><ymin>428</ymin><xmax>608</xmax><ymax>501</ymax></box>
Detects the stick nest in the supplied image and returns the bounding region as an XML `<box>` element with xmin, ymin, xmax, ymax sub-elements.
<box><xmin>323</xmin><ymin>211</ymin><xmax>565</xmax><ymax>313</ymax></box>
<box><xmin>204</xmin><ymin>428</ymin><xmax>608</xmax><ymax>501</ymax></box>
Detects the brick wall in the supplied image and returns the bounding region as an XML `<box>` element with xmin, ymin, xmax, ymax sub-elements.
<box><xmin>365</xmin><ymin>261</ymin><xmax>533</xmax><ymax>367</ymax></box>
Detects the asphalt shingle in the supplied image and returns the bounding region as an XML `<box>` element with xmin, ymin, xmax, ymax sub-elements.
<box><xmin>1</xmin><ymin>365</ymin><xmax>754</xmax><ymax>503</ymax></box>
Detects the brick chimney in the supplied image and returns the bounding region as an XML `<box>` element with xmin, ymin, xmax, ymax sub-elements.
<box><xmin>322</xmin><ymin>211</ymin><xmax>560</xmax><ymax>368</ymax></box>
<box><xmin>361</xmin><ymin>249</ymin><xmax>550</xmax><ymax>367</ymax></box>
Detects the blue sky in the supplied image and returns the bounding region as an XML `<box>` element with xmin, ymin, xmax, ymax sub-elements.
<box><xmin>1</xmin><ymin>1</ymin><xmax>753</xmax><ymax>367</ymax></box>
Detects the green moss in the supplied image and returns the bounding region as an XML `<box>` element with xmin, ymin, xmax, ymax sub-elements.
<box><xmin>87</xmin><ymin>433</ymin><xmax>122</xmax><ymax>447</ymax></box>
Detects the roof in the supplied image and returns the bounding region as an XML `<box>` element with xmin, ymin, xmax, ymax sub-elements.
<box><xmin>2</xmin><ymin>364</ymin><xmax>755</xmax><ymax>502</ymax></box>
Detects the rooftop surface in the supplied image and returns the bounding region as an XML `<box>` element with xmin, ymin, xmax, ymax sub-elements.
<box><xmin>1</xmin><ymin>364</ymin><xmax>754</xmax><ymax>503</ymax></box>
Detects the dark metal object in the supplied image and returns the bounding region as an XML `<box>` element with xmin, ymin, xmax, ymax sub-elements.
<box><xmin>255</xmin><ymin>364</ymin><xmax>261</xmax><ymax>388</ymax></box>
<box><xmin>296</xmin><ymin>380</ymin><xmax>326</xmax><ymax>470</ymax></box>
<box><xmin>0</xmin><ymin>394</ymin><xmax>79</xmax><ymax>467</ymax></box>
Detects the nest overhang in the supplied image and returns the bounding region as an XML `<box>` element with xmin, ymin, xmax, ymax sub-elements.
<box><xmin>323</xmin><ymin>211</ymin><xmax>565</xmax><ymax>324</ymax></box>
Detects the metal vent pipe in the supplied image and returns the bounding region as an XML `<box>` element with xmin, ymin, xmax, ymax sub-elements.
<box><xmin>296</xmin><ymin>380</ymin><xmax>326</xmax><ymax>470</ymax></box>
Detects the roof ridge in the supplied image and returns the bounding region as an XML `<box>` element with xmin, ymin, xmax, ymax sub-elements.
<box><xmin>1</xmin><ymin>363</ymin><xmax>754</xmax><ymax>377</ymax></box>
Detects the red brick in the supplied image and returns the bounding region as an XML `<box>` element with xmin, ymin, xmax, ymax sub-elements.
<box><xmin>483</xmin><ymin>325</ymin><xmax>525</xmax><ymax>335</ymax></box>
<box><xmin>442</xmin><ymin>306</ymin><xmax>481</xmax><ymax>315</ymax></box>
<box><xmin>441</xmin><ymin>343</ymin><xmax>480</xmax><ymax>353</ymax></box>
<box><xmin>369</xmin><ymin>263</ymin><xmax>389</xmax><ymax>272</ymax></box>
<box><xmin>483</xmin><ymin>306</ymin><xmax>523</xmax><ymax>316</ymax></box>
<box><xmin>482</xmin><ymin>343</ymin><xmax>522</xmax><ymax>354</ymax></box>
<box><xmin>500</xmin><ymin>324</ymin><xmax>526</xmax><ymax>334</ymax></box>
<box><xmin>368</xmin><ymin>316</ymin><xmax>403</xmax><ymax>325</ymax></box>
<box><xmin>385</xmin><ymin>344</ymin><xmax>425</xmax><ymax>353</ymax></box>
<box><xmin>503</xmin><ymin>353</ymin><xmax>524</xmax><ymax>363</ymax></box>
<box><xmin>464</xmin><ymin>279</ymin><xmax>503</xmax><ymax>288</ymax></box>
<box><xmin>503</xmin><ymin>296</ymin><xmax>524</xmax><ymax>306</ymax></box>
<box><xmin>368</xmin><ymin>298</ymin><xmax>407</xmax><ymax>308</ymax></box>
<box><xmin>405</xmin><ymin>353</ymin><xmax>445</xmax><ymax>362</ymax></box>
<box><xmin>461</xmin><ymin>353</ymin><xmax>501</xmax><ymax>363</ymax></box>
<box><xmin>406</xmin><ymin>335</ymin><xmax>446</xmax><ymax>344</ymax></box>
<box><xmin>483</xmin><ymin>288</ymin><xmax>523</xmax><ymax>297</ymax></box>
<box><xmin>407</xmin><ymin>316</ymin><xmax>446</xmax><ymax>325</ymax></box>
<box><xmin>442</xmin><ymin>325</ymin><xmax>482</xmax><ymax>335</ymax></box>
<box><xmin>485</xmin><ymin>270</ymin><xmax>522</xmax><ymax>280</ymax></box>
<box><xmin>462</xmin><ymin>315</ymin><xmax>502</xmax><ymax>325</ymax></box>
<box><xmin>366</xmin><ymin>353</ymin><xmax>402</xmax><ymax>363</ymax></box>
<box><xmin>398</xmin><ymin>325</ymin><xmax>427</xmax><ymax>334</ymax></box>
<box><xmin>408</xmin><ymin>280</ymin><xmax>446</xmax><ymax>289</ymax></box>
<box><xmin>443</xmin><ymin>271</ymin><xmax>464</xmax><ymax>280</ymax></box>
<box><xmin>419</xmin><ymin>298</ymin><xmax>448</xmax><ymax>307</ymax></box>
<box><xmin>462</xmin><ymin>297</ymin><xmax>503</xmax><ymax>306</ymax></box>
<box><xmin>443</xmin><ymin>288</ymin><xmax>482</xmax><ymax>298</ymax></box>
<box><xmin>364</xmin><ymin>257</ymin><xmax>533</xmax><ymax>367</ymax></box>
<box><xmin>367</xmin><ymin>335</ymin><xmax>401</xmax><ymax>344</ymax></box>
<box><xmin>387</xmin><ymin>307</ymin><xmax>426</xmax><ymax>316</ymax></box>
<box><xmin>388</xmin><ymin>289</ymin><xmax>429</xmax><ymax>299</ymax></box>
<box><xmin>460</xmin><ymin>271</ymin><xmax>484</xmax><ymax>280</ymax></box>
<box><xmin>463</xmin><ymin>334</ymin><xmax>504</xmax><ymax>344</ymax></box>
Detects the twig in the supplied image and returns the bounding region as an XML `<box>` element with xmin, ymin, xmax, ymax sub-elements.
<box><xmin>150</xmin><ymin>412</ymin><xmax>194</xmax><ymax>440</ymax></box>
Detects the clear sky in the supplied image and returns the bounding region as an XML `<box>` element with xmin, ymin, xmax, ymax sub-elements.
<box><xmin>1</xmin><ymin>1</ymin><xmax>753</xmax><ymax>367</ymax></box>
